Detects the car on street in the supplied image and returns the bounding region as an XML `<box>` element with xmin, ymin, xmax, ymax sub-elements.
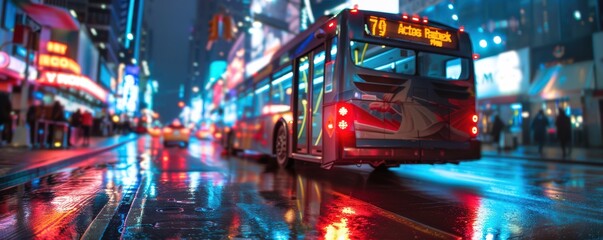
<box><xmin>162</xmin><ymin>119</ymin><xmax>190</xmax><ymax>147</ymax></box>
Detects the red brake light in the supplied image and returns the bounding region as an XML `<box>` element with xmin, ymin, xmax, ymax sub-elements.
<box><xmin>338</xmin><ymin>106</ymin><xmax>348</xmax><ymax>116</ymax></box>
<box><xmin>402</xmin><ymin>14</ymin><xmax>408</xmax><ymax>20</ymax></box>
<box><xmin>459</xmin><ymin>26</ymin><xmax>465</xmax><ymax>32</ymax></box>
<box><xmin>411</xmin><ymin>15</ymin><xmax>420</xmax><ymax>22</ymax></box>
<box><xmin>351</xmin><ymin>4</ymin><xmax>359</xmax><ymax>13</ymax></box>
<box><xmin>422</xmin><ymin>17</ymin><xmax>428</xmax><ymax>24</ymax></box>
<box><xmin>472</xmin><ymin>115</ymin><xmax>478</xmax><ymax>123</ymax></box>
<box><xmin>471</xmin><ymin>126</ymin><xmax>478</xmax><ymax>135</ymax></box>
<box><xmin>338</xmin><ymin>120</ymin><xmax>348</xmax><ymax>130</ymax></box>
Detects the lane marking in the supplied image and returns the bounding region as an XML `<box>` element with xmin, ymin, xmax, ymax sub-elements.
<box><xmin>81</xmin><ymin>190</ymin><xmax>123</xmax><ymax>239</ymax></box>
<box><xmin>327</xmin><ymin>189</ymin><xmax>462</xmax><ymax>240</ymax></box>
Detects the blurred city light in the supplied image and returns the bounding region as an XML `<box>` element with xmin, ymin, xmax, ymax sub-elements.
<box><xmin>479</xmin><ymin>39</ymin><xmax>488</xmax><ymax>48</ymax></box>
<box><xmin>493</xmin><ymin>36</ymin><xmax>502</xmax><ymax>44</ymax></box>
<box><xmin>574</xmin><ymin>10</ymin><xmax>581</xmax><ymax>20</ymax></box>
<box><xmin>452</xmin><ymin>14</ymin><xmax>458</xmax><ymax>21</ymax></box>
<box><xmin>448</xmin><ymin>4</ymin><xmax>454</xmax><ymax>10</ymax></box>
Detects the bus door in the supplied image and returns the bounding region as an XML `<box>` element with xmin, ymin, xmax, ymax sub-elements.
<box><xmin>294</xmin><ymin>46</ymin><xmax>326</xmax><ymax>156</ymax></box>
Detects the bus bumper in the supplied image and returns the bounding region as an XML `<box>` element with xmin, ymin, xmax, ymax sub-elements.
<box><xmin>341</xmin><ymin>140</ymin><xmax>481</xmax><ymax>165</ymax></box>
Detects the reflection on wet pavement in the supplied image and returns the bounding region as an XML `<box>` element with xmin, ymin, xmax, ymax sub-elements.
<box><xmin>1</xmin><ymin>136</ymin><xmax>603</xmax><ymax>239</ymax></box>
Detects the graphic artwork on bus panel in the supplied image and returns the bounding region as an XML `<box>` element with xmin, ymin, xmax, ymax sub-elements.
<box><xmin>366</xmin><ymin>16</ymin><xmax>458</xmax><ymax>49</ymax></box>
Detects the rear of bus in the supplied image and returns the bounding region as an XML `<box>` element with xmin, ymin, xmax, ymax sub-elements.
<box><xmin>329</xmin><ymin>10</ymin><xmax>480</xmax><ymax>167</ymax></box>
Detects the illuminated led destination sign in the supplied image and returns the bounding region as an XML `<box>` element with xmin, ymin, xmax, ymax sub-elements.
<box><xmin>366</xmin><ymin>16</ymin><xmax>458</xmax><ymax>49</ymax></box>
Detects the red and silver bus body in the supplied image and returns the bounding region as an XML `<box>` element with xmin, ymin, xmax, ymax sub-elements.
<box><xmin>226</xmin><ymin>9</ymin><xmax>480</xmax><ymax>169</ymax></box>
<box><xmin>320</xmin><ymin>10</ymin><xmax>480</xmax><ymax>168</ymax></box>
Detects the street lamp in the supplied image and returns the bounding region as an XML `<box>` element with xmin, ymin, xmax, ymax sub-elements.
<box><xmin>192</xmin><ymin>86</ymin><xmax>199</xmax><ymax>93</ymax></box>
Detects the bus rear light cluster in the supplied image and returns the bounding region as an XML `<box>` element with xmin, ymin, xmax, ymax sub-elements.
<box><xmin>335</xmin><ymin>102</ymin><xmax>354</xmax><ymax>133</ymax></box>
<box><xmin>470</xmin><ymin>114</ymin><xmax>479</xmax><ymax>136</ymax></box>
<box><xmin>350</xmin><ymin>4</ymin><xmax>359</xmax><ymax>13</ymax></box>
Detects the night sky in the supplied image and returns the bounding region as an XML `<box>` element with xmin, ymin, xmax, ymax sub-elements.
<box><xmin>147</xmin><ymin>0</ymin><xmax>197</xmax><ymax>122</ymax></box>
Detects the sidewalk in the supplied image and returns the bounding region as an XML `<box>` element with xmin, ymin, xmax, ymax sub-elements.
<box><xmin>0</xmin><ymin>134</ymin><xmax>138</xmax><ymax>190</ymax></box>
<box><xmin>482</xmin><ymin>144</ymin><xmax>603</xmax><ymax>166</ymax></box>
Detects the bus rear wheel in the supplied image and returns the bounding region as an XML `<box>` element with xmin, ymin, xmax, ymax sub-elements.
<box><xmin>275</xmin><ymin>125</ymin><xmax>292</xmax><ymax>168</ymax></box>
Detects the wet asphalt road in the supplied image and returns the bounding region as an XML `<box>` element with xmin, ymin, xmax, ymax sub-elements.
<box><xmin>0</xmin><ymin>136</ymin><xmax>602</xmax><ymax>239</ymax></box>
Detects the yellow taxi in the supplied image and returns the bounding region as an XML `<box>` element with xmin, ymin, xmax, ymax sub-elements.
<box><xmin>162</xmin><ymin>119</ymin><xmax>191</xmax><ymax>148</ymax></box>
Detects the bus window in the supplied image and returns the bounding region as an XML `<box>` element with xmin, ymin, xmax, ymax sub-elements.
<box><xmin>254</xmin><ymin>78</ymin><xmax>270</xmax><ymax>116</ymax></box>
<box><xmin>296</xmin><ymin>54</ymin><xmax>310</xmax><ymax>152</ymax></box>
<box><xmin>312</xmin><ymin>49</ymin><xmax>326</xmax><ymax>151</ymax></box>
<box><xmin>238</xmin><ymin>91</ymin><xmax>253</xmax><ymax>119</ymax></box>
<box><xmin>418</xmin><ymin>52</ymin><xmax>469</xmax><ymax>80</ymax></box>
<box><xmin>325</xmin><ymin>37</ymin><xmax>337</xmax><ymax>93</ymax></box>
<box><xmin>271</xmin><ymin>65</ymin><xmax>293</xmax><ymax>111</ymax></box>
<box><xmin>350</xmin><ymin>40</ymin><xmax>415</xmax><ymax>75</ymax></box>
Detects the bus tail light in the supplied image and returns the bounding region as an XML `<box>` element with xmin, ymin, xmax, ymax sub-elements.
<box><xmin>470</xmin><ymin>114</ymin><xmax>478</xmax><ymax>136</ymax></box>
<box><xmin>351</xmin><ymin>4</ymin><xmax>358</xmax><ymax>13</ymax></box>
<box><xmin>335</xmin><ymin>103</ymin><xmax>355</xmax><ymax>132</ymax></box>
<box><xmin>471</xmin><ymin>127</ymin><xmax>478</xmax><ymax>135</ymax></box>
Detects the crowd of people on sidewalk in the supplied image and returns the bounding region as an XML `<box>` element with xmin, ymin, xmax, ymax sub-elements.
<box><xmin>490</xmin><ymin>108</ymin><xmax>573</xmax><ymax>157</ymax></box>
<box><xmin>0</xmin><ymin>98</ymin><xmax>124</xmax><ymax>148</ymax></box>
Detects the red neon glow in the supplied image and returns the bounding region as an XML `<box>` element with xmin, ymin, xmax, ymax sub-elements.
<box><xmin>38</xmin><ymin>54</ymin><xmax>81</xmax><ymax>75</ymax></box>
<box><xmin>338</xmin><ymin>107</ymin><xmax>348</xmax><ymax>116</ymax></box>
<box><xmin>472</xmin><ymin>115</ymin><xmax>478</xmax><ymax>123</ymax></box>
<box><xmin>36</xmin><ymin>71</ymin><xmax>108</xmax><ymax>101</ymax></box>
<box><xmin>328</xmin><ymin>22</ymin><xmax>335</xmax><ymax>28</ymax></box>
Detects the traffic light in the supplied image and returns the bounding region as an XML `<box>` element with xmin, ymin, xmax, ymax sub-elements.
<box><xmin>209</xmin><ymin>15</ymin><xmax>219</xmax><ymax>41</ymax></box>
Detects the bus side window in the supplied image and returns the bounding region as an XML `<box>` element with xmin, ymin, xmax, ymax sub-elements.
<box><xmin>271</xmin><ymin>65</ymin><xmax>293</xmax><ymax>110</ymax></box>
<box><xmin>254</xmin><ymin>78</ymin><xmax>270</xmax><ymax>116</ymax></box>
<box><xmin>325</xmin><ymin>37</ymin><xmax>337</xmax><ymax>93</ymax></box>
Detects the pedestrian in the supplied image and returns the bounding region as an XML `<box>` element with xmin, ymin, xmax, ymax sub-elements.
<box><xmin>26</xmin><ymin>100</ymin><xmax>42</xmax><ymax>146</ymax></box>
<box><xmin>82</xmin><ymin>110</ymin><xmax>93</xmax><ymax>146</ymax></box>
<box><xmin>491</xmin><ymin>115</ymin><xmax>505</xmax><ymax>152</ymax></box>
<box><xmin>555</xmin><ymin>108</ymin><xmax>572</xmax><ymax>157</ymax></box>
<box><xmin>69</xmin><ymin>109</ymin><xmax>82</xmax><ymax>146</ymax></box>
<box><xmin>48</xmin><ymin>101</ymin><xmax>66</xmax><ymax>146</ymax></box>
<box><xmin>532</xmin><ymin>109</ymin><xmax>549</xmax><ymax>154</ymax></box>
<box><xmin>0</xmin><ymin>92</ymin><xmax>12</xmax><ymax>145</ymax></box>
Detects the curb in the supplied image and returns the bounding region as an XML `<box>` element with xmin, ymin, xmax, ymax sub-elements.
<box><xmin>0</xmin><ymin>136</ymin><xmax>139</xmax><ymax>191</ymax></box>
<box><xmin>482</xmin><ymin>152</ymin><xmax>603</xmax><ymax>166</ymax></box>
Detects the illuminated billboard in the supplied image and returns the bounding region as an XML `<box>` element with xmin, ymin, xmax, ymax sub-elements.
<box><xmin>474</xmin><ymin>48</ymin><xmax>530</xmax><ymax>99</ymax></box>
<box><xmin>247</xmin><ymin>0</ymin><xmax>300</xmax><ymax>77</ymax></box>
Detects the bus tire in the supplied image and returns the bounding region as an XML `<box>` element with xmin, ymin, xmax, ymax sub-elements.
<box><xmin>275</xmin><ymin>125</ymin><xmax>292</xmax><ymax>169</ymax></box>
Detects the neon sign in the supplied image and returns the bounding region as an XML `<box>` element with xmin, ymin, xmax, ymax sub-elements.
<box><xmin>38</xmin><ymin>41</ymin><xmax>82</xmax><ymax>74</ymax></box>
<box><xmin>366</xmin><ymin>16</ymin><xmax>458</xmax><ymax>49</ymax></box>
<box><xmin>37</xmin><ymin>71</ymin><xmax>108</xmax><ymax>101</ymax></box>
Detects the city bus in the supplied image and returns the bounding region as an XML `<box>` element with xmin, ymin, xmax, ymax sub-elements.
<box><xmin>224</xmin><ymin>8</ymin><xmax>481</xmax><ymax>169</ymax></box>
